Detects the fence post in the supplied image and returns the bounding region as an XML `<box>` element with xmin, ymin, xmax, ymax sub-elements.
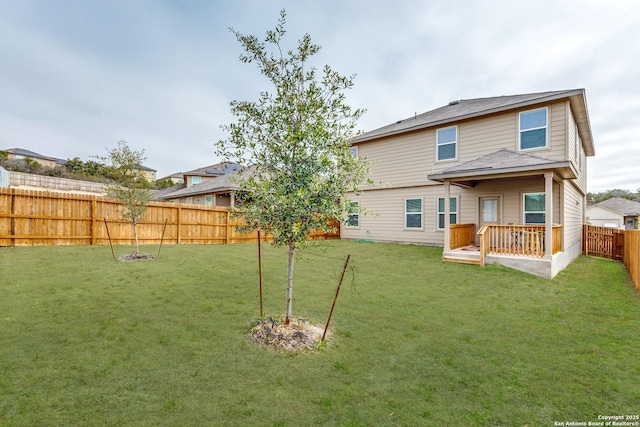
<box><xmin>91</xmin><ymin>199</ymin><xmax>97</xmax><ymax>245</ymax></box>
<box><xmin>10</xmin><ymin>190</ymin><xmax>16</xmax><ymax>246</ymax></box>
<box><xmin>226</xmin><ymin>210</ymin><xmax>230</xmax><ymax>244</ymax></box>
<box><xmin>177</xmin><ymin>207</ymin><xmax>182</xmax><ymax>244</ymax></box>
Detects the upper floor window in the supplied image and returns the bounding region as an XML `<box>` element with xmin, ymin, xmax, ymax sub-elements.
<box><xmin>519</xmin><ymin>108</ymin><xmax>547</xmax><ymax>150</ymax></box>
<box><xmin>192</xmin><ymin>176</ymin><xmax>202</xmax><ymax>185</ymax></box>
<box><xmin>350</xmin><ymin>146</ymin><xmax>358</xmax><ymax>158</ymax></box>
<box><xmin>405</xmin><ymin>198</ymin><xmax>423</xmax><ymax>229</ymax></box>
<box><xmin>437</xmin><ymin>126</ymin><xmax>457</xmax><ymax>161</ymax></box>
<box><xmin>523</xmin><ymin>192</ymin><xmax>545</xmax><ymax>224</ymax></box>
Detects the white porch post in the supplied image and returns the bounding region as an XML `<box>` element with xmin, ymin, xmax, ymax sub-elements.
<box><xmin>444</xmin><ymin>180</ymin><xmax>451</xmax><ymax>251</ymax></box>
<box><xmin>544</xmin><ymin>172</ymin><xmax>554</xmax><ymax>259</ymax></box>
<box><xmin>230</xmin><ymin>192</ymin><xmax>235</xmax><ymax>207</ymax></box>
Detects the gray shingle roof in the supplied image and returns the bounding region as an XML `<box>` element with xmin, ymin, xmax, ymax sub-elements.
<box><xmin>157</xmin><ymin>166</ymin><xmax>251</xmax><ymax>199</ymax></box>
<box><xmin>182</xmin><ymin>162</ymin><xmax>243</xmax><ymax>177</ymax></box>
<box><xmin>594</xmin><ymin>197</ymin><xmax>640</xmax><ymax>216</ymax></box>
<box><xmin>427</xmin><ymin>149</ymin><xmax>576</xmax><ymax>182</ymax></box>
<box><xmin>352</xmin><ymin>89</ymin><xmax>594</xmax><ymax>156</ymax></box>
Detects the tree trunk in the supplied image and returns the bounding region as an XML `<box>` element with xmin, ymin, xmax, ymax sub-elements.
<box><xmin>133</xmin><ymin>221</ymin><xmax>139</xmax><ymax>254</ymax></box>
<box><xmin>285</xmin><ymin>244</ymin><xmax>295</xmax><ymax>325</ymax></box>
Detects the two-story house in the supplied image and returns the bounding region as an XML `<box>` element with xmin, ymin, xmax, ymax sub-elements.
<box><xmin>154</xmin><ymin>162</ymin><xmax>244</xmax><ymax>206</ymax></box>
<box><xmin>343</xmin><ymin>89</ymin><xmax>595</xmax><ymax>279</ymax></box>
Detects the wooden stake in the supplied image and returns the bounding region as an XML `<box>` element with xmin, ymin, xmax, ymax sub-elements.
<box><xmin>104</xmin><ymin>218</ymin><xmax>116</xmax><ymax>260</ymax></box>
<box><xmin>258</xmin><ymin>230</ymin><xmax>263</xmax><ymax>318</ymax></box>
<box><xmin>322</xmin><ymin>254</ymin><xmax>350</xmax><ymax>342</ymax></box>
<box><xmin>157</xmin><ymin>218</ymin><xmax>168</xmax><ymax>257</ymax></box>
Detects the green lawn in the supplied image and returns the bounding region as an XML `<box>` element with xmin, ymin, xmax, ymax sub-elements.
<box><xmin>1</xmin><ymin>241</ymin><xmax>639</xmax><ymax>426</ymax></box>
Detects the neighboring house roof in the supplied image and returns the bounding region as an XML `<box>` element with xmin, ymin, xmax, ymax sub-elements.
<box><xmin>428</xmin><ymin>149</ymin><xmax>576</xmax><ymax>184</ymax></box>
<box><xmin>590</xmin><ymin>197</ymin><xmax>640</xmax><ymax>216</ymax></box>
<box><xmin>352</xmin><ymin>89</ymin><xmax>594</xmax><ymax>156</ymax></box>
<box><xmin>156</xmin><ymin>166</ymin><xmax>251</xmax><ymax>200</ymax></box>
<box><xmin>136</xmin><ymin>164</ymin><xmax>156</xmax><ymax>172</ymax></box>
<box><xmin>183</xmin><ymin>162</ymin><xmax>243</xmax><ymax>177</ymax></box>
<box><xmin>4</xmin><ymin>147</ymin><xmax>66</xmax><ymax>164</ymax></box>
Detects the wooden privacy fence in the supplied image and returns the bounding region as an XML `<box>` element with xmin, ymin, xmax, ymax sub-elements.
<box><xmin>623</xmin><ymin>230</ymin><xmax>640</xmax><ymax>293</ymax></box>
<box><xmin>0</xmin><ymin>188</ymin><xmax>339</xmax><ymax>247</ymax></box>
<box><xmin>583</xmin><ymin>225</ymin><xmax>640</xmax><ymax>293</ymax></box>
<box><xmin>583</xmin><ymin>225</ymin><xmax>624</xmax><ymax>260</ymax></box>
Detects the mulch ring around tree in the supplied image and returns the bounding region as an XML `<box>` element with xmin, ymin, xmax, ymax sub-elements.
<box><xmin>118</xmin><ymin>253</ymin><xmax>156</xmax><ymax>262</ymax></box>
<box><xmin>249</xmin><ymin>317</ymin><xmax>329</xmax><ymax>352</ymax></box>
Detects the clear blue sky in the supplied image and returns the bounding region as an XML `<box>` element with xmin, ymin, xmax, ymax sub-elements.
<box><xmin>1</xmin><ymin>0</ymin><xmax>638</xmax><ymax>192</ymax></box>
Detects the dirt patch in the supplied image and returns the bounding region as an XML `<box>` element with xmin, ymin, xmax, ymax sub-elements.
<box><xmin>118</xmin><ymin>253</ymin><xmax>155</xmax><ymax>262</ymax></box>
<box><xmin>249</xmin><ymin>317</ymin><xmax>328</xmax><ymax>351</ymax></box>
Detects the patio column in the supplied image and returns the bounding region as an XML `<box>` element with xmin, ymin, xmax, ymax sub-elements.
<box><xmin>230</xmin><ymin>192</ymin><xmax>235</xmax><ymax>207</ymax></box>
<box><xmin>444</xmin><ymin>180</ymin><xmax>451</xmax><ymax>251</ymax></box>
<box><xmin>544</xmin><ymin>172</ymin><xmax>553</xmax><ymax>259</ymax></box>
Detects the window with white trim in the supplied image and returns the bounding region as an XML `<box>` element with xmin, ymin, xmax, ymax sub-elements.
<box><xmin>523</xmin><ymin>192</ymin><xmax>545</xmax><ymax>224</ymax></box>
<box><xmin>519</xmin><ymin>107</ymin><xmax>547</xmax><ymax>150</ymax></box>
<box><xmin>350</xmin><ymin>146</ymin><xmax>358</xmax><ymax>158</ymax></box>
<box><xmin>205</xmin><ymin>195</ymin><xmax>213</xmax><ymax>206</ymax></box>
<box><xmin>437</xmin><ymin>197</ymin><xmax>458</xmax><ymax>230</ymax></box>
<box><xmin>192</xmin><ymin>176</ymin><xmax>202</xmax><ymax>185</ymax></box>
<box><xmin>405</xmin><ymin>198</ymin><xmax>423</xmax><ymax>229</ymax></box>
<box><xmin>346</xmin><ymin>201</ymin><xmax>359</xmax><ymax>228</ymax></box>
<box><xmin>437</xmin><ymin>126</ymin><xmax>457</xmax><ymax>161</ymax></box>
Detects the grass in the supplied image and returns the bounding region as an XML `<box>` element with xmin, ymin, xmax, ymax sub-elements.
<box><xmin>1</xmin><ymin>241</ymin><xmax>639</xmax><ymax>426</ymax></box>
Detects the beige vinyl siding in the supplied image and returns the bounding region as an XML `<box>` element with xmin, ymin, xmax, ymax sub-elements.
<box><xmin>473</xmin><ymin>177</ymin><xmax>560</xmax><ymax>224</ymax></box>
<box><xmin>356</xmin><ymin>131</ymin><xmax>434</xmax><ymax>189</ymax></box>
<box><xmin>357</xmin><ymin>101</ymin><xmax>572</xmax><ymax>191</ymax></box>
<box><xmin>457</xmin><ymin>114</ymin><xmax>516</xmax><ymax>162</ymax></box>
<box><xmin>342</xmin><ymin>185</ymin><xmax>464</xmax><ymax>245</ymax></box>
<box><xmin>546</xmin><ymin>102</ymin><xmax>568</xmax><ymax>159</ymax></box>
<box><xmin>567</xmin><ymin>104</ymin><xmax>587</xmax><ymax>192</ymax></box>
<box><xmin>563</xmin><ymin>181</ymin><xmax>584</xmax><ymax>248</ymax></box>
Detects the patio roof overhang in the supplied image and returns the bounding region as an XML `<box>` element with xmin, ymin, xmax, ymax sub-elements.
<box><xmin>427</xmin><ymin>149</ymin><xmax>577</xmax><ymax>188</ymax></box>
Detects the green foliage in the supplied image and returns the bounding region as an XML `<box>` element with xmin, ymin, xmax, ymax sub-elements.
<box><xmin>96</xmin><ymin>140</ymin><xmax>153</xmax><ymax>254</ymax></box>
<box><xmin>588</xmin><ymin>188</ymin><xmax>640</xmax><ymax>203</ymax></box>
<box><xmin>216</xmin><ymin>10</ymin><xmax>370</xmax><ymax>323</ymax></box>
<box><xmin>151</xmin><ymin>178</ymin><xmax>177</xmax><ymax>189</ymax></box>
<box><xmin>217</xmin><ymin>9</ymin><xmax>369</xmax><ymax>248</ymax></box>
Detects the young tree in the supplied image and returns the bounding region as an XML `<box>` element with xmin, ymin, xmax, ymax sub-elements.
<box><xmin>216</xmin><ymin>10</ymin><xmax>370</xmax><ymax>325</ymax></box>
<box><xmin>97</xmin><ymin>140</ymin><xmax>153</xmax><ymax>254</ymax></box>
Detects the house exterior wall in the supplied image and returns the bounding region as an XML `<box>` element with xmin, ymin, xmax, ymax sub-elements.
<box><xmin>342</xmin><ymin>176</ymin><xmax>564</xmax><ymax>245</ymax></box>
<box><xmin>345</xmin><ymin>99</ymin><xmax>584</xmax><ymax>247</ymax></box>
<box><xmin>563</xmin><ymin>181</ymin><xmax>585</xmax><ymax>250</ymax></box>
<box><xmin>586</xmin><ymin>206</ymin><xmax>624</xmax><ymax>228</ymax></box>
<box><xmin>168</xmin><ymin>193</ymin><xmax>232</xmax><ymax>207</ymax></box>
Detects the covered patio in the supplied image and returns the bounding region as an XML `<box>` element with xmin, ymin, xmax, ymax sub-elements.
<box><xmin>428</xmin><ymin>149</ymin><xmax>581</xmax><ymax>279</ymax></box>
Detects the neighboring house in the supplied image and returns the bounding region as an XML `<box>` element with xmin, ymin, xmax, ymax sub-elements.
<box><xmin>3</xmin><ymin>147</ymin><xmax>66</xmax><ymax>169</ymax></box>
<box><xmin>343</xmin><ymin>89</ymin><xmax>595</xmax><ymax>279</ymax></box>
<box><xmin>136</xmin><ymin>164</ymin><xmax>157</xmax><ymax>182</ymax></box>
<box><xmin>586</xmin><ymin>197</ymin><xmax>640</xmax><ymax>229</ymax></box>
<box><xmin>154</xmin><ymin>162</ymin><xmax>245</xmax><ymax>206</ymax></box>
<box><xmin>156</xmin><ymin>172</ymin><xmax>185</xmax><ymax>184</ymax></box>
